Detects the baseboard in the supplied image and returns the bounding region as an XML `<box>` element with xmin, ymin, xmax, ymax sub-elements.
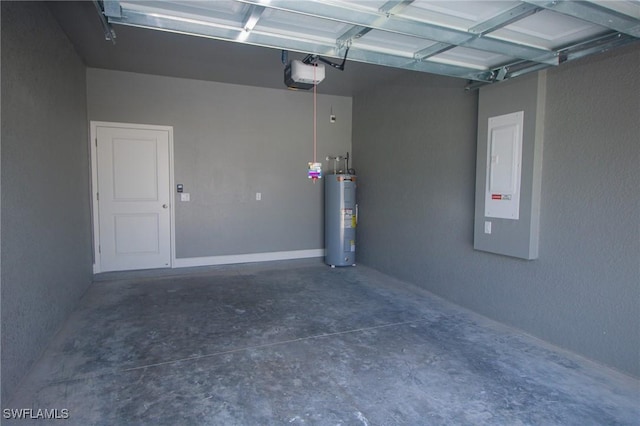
<box><xmin>172</xmin><ymin>249</ymin><xmax>325</xmax><ymax>268</ymax></box>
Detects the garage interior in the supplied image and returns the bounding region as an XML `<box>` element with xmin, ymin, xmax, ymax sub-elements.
<box><xmin>2</xmin><ymin>0</ymin><xmax>639</xmax><ymax>424</ymax></box>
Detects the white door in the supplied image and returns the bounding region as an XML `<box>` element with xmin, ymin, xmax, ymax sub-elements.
<box><xmin>95</xmin><ymin>124</ymin><xmax>172</xmax><ymax>272</ymax></box>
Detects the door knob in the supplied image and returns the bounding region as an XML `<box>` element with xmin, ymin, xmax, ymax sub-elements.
<box><xmin>162</xmin><ymin>204</ymin><xmax>168</xmax><ymax>209</ymax></box>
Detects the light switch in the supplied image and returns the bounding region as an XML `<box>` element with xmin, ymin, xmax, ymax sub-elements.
<box><xmin>484</xmin><ymin>221</ymin><xmax>492</xmax><ymax>234</ymax></box>
<box><xmin>256</xmin><ymin>192</ymin><xmax>262</xmax><ymax>201</ymax></box>
<box><xmin>181</xmin><ymin>193</ymin><xmax>190</xmax><ymax>202</ymax></box>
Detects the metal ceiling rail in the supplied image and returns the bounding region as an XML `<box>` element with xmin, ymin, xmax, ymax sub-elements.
<box><xmin>467</xmin><ymin>28</ymin><xmax>639</xmax><ymax>90</ymax></box>
<box><xmin>524</xmin><ymin>0</ymin><xmax>640</xmax><ymax>37</ymax></box>
<box><xmin>335</xmin><ymin>0</ymin><xmax>411</xmax><ymax>49</ymax></box>
<box><xmin>236</xmin><ymin>0</ymin><xmax>559</xmax><ymax>65</ymax></box>
<box><xmin>558</xmin><ymin>31</ymin><xmax>639</xmax><ymax>62</ymax></box>
<box><xmin>103</xmin><ymin>0</ymin><xmax>501</xmax><ymax>81</ymax></box>
<box><xmin>468</xmin><ymin>2</ymin><xmax>541</xmax><ymax>36</ymax></box>
<box><xmin>99</xmin><ymin>0</ymin><xmax>640</xmax><ymax>86</ymax></box>
<box><xmin>241</xmin><ymin>5</ymin><xmax>265</xmax><ymax>32</ymax></box>
<box><xmin>106</xmin><ymin>4</ymin><xmax>496</xmax><ymax>81</ymax></box>
<box><xmin>413</xmin><ymin>3</ymin><xmax>543</xmax><ymax>60</ymax></box>
<box><xmin>92</xmin><ymin>0</ymin><xmax>116</xmax><ymax>43</ymax></box>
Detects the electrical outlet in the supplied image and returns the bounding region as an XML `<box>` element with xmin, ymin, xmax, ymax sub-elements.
<box><xmin>330</xmin><ymin>114</ymin><xmax>336</xmax><ymax>123</ymax></box>
<box><xmin>181</xmin><ymin>193</ymin><xmax>190</xmax><ymax>202</ymax></box>
<box><xmin>256</xmin><ymin>192</ymin><xmax>262</xmax><ymax>201</ymax></box>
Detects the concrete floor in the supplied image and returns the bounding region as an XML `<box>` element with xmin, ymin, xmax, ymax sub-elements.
<box><xmin>7</xmin><ymin>259</ymin><xmax>639</xmax><ymax>425</ymax></box>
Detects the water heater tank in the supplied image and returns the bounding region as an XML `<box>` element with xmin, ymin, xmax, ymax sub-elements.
<box><xmin>325</xmin><ymin>174</ymin><xmax>356</xmax><ymax>267</ymax></box>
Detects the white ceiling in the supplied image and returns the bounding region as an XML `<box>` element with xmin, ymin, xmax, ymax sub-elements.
<box><xmin>50</xmin><ymin>1</ymin><xmax>640</xmax><ymax>94</ymax></box>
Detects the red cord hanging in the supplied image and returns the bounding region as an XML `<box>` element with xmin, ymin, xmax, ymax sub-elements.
<box><xmin>307</xmin><ymin>63</ymin><xmax>322</xmax><ymax>182</ymax></box>
<box><xmin>313</xmin><ymin>62</ymin><xmax>317</xmax><ymax>164</ymax></box>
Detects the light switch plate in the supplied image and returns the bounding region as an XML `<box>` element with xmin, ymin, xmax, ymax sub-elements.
<box><xmin>484</xmin><ymin>221</ymin><xmax>492</xmax><ymax>234</ymax></box>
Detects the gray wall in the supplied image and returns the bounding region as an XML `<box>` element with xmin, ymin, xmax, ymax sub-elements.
<box><xmin>352</xmin><ymin>44</ymin><xmax>640</xmax><ymax>377</ymax></box>
<box><xmin>87</xmin><ymin>69</ymin><xmax>352</xmax><ymax>258</ymax></box>
<box><xmin>1</xmin><ymin>1</ymin><xmax>93</xmax><ymax>405</ymax></box>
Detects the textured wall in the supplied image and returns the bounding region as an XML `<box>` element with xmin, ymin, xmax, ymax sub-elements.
<box><xmin>352</xmin><ymin>73</ymin><xmax>478</xmax><ymax>290</ymax></box>
<box><xmin>540</xmin><ymin>45</ymin><xmax>639</xmax><ymax>376</ymax></box>
<box><xmin>1</xmin><ymin>1</ymin><xmax>93</xmax><ymax>405</ymax></box>
<box><xmin>352</xmin><ymin>45</ymin><xmax>639</xmax><ymax>377</ymax></box>
<box><xmin>87</xmin><ymin>69</ymin><xmax>352</xmax><ymax>258</ymax></box>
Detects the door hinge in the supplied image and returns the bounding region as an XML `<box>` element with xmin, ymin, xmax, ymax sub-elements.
<box><xmin>96</xmin><ymin>192</ymin><xmax>99</xmax><ymax>201</ymax></box>
<box><xmin>95</xmin><ymin>138</ymin><xmax>98</xmax><ymax>147</ymax></box>
<box><xmin>98</xmin><ymin>245</ymin><xmax>101</xmax><ymax>253</ymax></box>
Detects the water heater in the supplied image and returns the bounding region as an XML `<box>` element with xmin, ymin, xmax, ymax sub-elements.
<box><xmin>325</xmin><ymin>174</ymin><xmax>357</xmax><ymax>267</ymax></box>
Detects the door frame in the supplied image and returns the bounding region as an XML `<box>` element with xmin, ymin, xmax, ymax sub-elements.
<box><xmin>90</xmin><ymin>121</ymin><xmax>176</xmax><ymax>274</ymax></box>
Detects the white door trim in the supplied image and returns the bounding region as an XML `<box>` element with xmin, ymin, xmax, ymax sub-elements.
<box><xmin>90</xmin><ymin>121</ymin><xmax>176</xmax><ymax>274</ymax></box>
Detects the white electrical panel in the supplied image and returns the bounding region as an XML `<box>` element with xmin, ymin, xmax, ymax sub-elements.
<box><xmin>484</xmin><ymin>111</ymin><xmax>523</xmax><ymax>220</ymax></box>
